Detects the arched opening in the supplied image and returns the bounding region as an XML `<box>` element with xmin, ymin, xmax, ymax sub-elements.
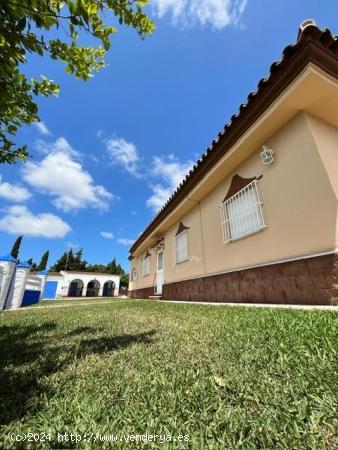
<box><xmin>68</xmin><ymin>279</ymin><xmax>84</xmax><ymax>297</ymax></box>
<box><xmin>103</xmin><ymin>280</ymin><xmax>115</xmax><ymax>297</ymax></box>
<box><xmin>86</xmin><ymin>279</ymin><xmax>100</xmax><ymax>297</ymax></box>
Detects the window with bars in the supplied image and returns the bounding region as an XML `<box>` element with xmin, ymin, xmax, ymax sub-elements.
<box><xmin>175</xmin><ymin>230</ymin><xmax>188</xmax><ymax>264</ymax></box>
<box><xmin>219</xmin><ymin>180</ymin><xmax>265</xmax><ymax>242</ymax></box>
<box><xmin>142</xmin><ymin>254</ymin><xmax>151</xmax><ymax>276</ymax></box>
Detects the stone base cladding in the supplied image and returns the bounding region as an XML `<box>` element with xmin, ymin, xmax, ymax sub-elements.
<box><xmin>128</xmin><ymin>286</ymin><xmax>154</xmax><ymax>299</ymax></box>
<box><xmin>161</xmin><ymin>254</ymin><xmax>338</xmax><ymax>305</ymax></box>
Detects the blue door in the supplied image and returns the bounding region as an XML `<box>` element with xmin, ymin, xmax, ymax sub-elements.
<box><xmin>69</xmin><ymin>281</ymin><xmax>78</xmax><ymax>296</ymax></box>
<box><xmin>44</xmin><ymin>281</ymin><xmax>58</xmax><ymax>299</ymax></box>
<box><xmin>22</xmin><ymin>290</ymin><xmax>41</xmax><ymax>306</ymax></box>
<box><xmin>103</xmin><ymin>283</ymin><xmax>109</xmax><ymax>296</ymax></box>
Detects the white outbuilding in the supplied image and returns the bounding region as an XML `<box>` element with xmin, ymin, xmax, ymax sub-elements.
<box><xmin>7</xmin><ymin>261</ymin><xmax>32</xmax><ymax>310</ymax></box>
<box><xmin>43</xmin><ymin>271</ymin><xmax>120</xmax><ymax>300</ymax></box>
<box><xmin>0</xmin><ymin>254</ymin><xmax>17</xmax><ymax>310</ymax></box>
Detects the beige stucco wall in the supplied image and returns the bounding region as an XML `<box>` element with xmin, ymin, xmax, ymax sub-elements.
<box><xmin>198</xmin><ymin>113</ymin><xmax>337</xmax><ymax>279</ymax></box>
<box><xmin>130</xmin><ymin>112</ymin><xmax>338</xmax><ymax>289</ymax></box>
<box><xmin>163</xmin><ymin>203</ymin><xmax>206</xmax><ymax>284</ymax></box>
<box><xmin>129</xmin><ymin>247</ymin><xmax>159</xmax><ymax>291</ymax></box>
<box><xmin>306</xmin><ymin>114</ymin><xmax>338</xmax><ymax>247</ymax></box>
<box><xmin>307</xmin><ymin>114</ymin><xmax>338</xmax><ymax>199</ymax></box>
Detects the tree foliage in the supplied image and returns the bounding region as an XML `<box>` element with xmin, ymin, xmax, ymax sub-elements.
<box><xmin>49</xmin><ymin>248</ymin><xmax>86</xmax><ymax>271</ymax></box>
<box><xmin>37</xmin><ymin>250</ymin><xmax>49</xmax><ymax>271</ymax></box>
<box><xmin>87</xmin><ymin>257</ymin><xmax>124</xmax><ymax>275</ymax></box>
<box><xmin>27</xmin><ymin>258</ymin><xmax>38</xmax><ymax>270</ymax></box>
<box><xmin>10</xmin><ymin>235</ymin><xmax>23</xmax><ymax>259</ymax></box>
<box><xmin>120</xmin><ymin>272</ymin><xmax>129</xmax><ymax>289</ymax></box>
<box><xmin>0</xmin><ymin>0</ymin><xmax>154</xmax><ymax>164</ymax></box>
<box><xmin>49</xmin><ymin>250</ymin><xmax>68</xmax><ymax>272</ymax></box>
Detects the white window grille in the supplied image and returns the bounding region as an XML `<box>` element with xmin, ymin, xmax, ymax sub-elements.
<box><xmin>142</xmin><ymin>254</ymin><xmax>151</xmax><ymax>276</ymax></box>
<box><xmin>219</xmin><ymin>180</ymin><xmax>265</xmax><ymax>242</ymax></box>
<box><xmin>175</xmin><ymin>230</ymin><xmax>188</xmax><ymax>264</ymax></box>
<box><xmin>132</xmin><ymin>268</ymin><xmax>137</xmax><ymax>281</ymax></box>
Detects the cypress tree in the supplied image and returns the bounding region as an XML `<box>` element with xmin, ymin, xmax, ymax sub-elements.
<box><xmin>37</xmin><ymin>251</ymin><xmax>49</xmax><ymax>271</ymax></box>
<box><xmin>10</xmin><ymin>235</ymin><xmax>23</xmax><ymax>259</ymax></box>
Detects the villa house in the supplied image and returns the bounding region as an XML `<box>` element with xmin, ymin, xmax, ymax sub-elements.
<box><xmin>128</xmin><ymin>20</ymin><xmax>338</xmax><ymax>305</ymax></box>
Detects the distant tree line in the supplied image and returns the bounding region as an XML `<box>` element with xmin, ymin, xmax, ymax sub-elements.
<box><xmin>9</xmin><ymin>236</ymin><xmax>129</xmax><ymax>288</ymax></box>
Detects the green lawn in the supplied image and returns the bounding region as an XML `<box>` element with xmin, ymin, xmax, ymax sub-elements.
<box><xmin>0</xmin><ymin>299</ymin><xmax>337</xmax><ymax>449</ymax></box>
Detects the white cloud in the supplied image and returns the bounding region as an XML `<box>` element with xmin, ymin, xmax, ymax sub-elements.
<box><xmin>33</xmin><ymin>121</ymin><xmax>52</xmax><ymax>136</ymax></box>
<box><xmin>152</xmin><ymin>0</ymin><xmax>247</xmax><ymax>29</ymax></box>
<box><xmin>0</xmin><ymin>176</ymin><xmax>31</xmax><ymax>202</ymax></box>
<box><xmin>117</xmin><ymin>238</ymin><xmax>135</xmax><ymax>246</ymax></box>
<box><xmin>147</xmin><ymin>154</ymin><xmax>193</xmax><ymax>213</ymax></box>
<box><xmin>22</xmin><ymin>137</ymin><xmax>116</xmax><ymax>212</ymax></box>
<box><xmin>147</xmin><ymin>184</ymin><xmax>173</xmax><ymax>213</ymax></box>
<box><xmin>34</xmin><ymin>136</ymin><xmax>79</xmax><ymax>157</ymax></box>
<box><xmin>0</xmin><ymin>206</ymin><xmax>71</xmax><ymax>238</ymax></box>
<box><xmin>105</xmin><ymin>137</ymin><xmax>141</xmax><ymax>178</ymax></box>
<box><xmin>100</xmin><ymin>231</ymin><xmax>114</xmax><ymax>239</ymax></box>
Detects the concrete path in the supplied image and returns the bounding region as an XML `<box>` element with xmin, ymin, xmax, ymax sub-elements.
<box><xmin>158</xmin><ymin>299</ymin><xmax>338</xmax><ymax>311</ymax></box>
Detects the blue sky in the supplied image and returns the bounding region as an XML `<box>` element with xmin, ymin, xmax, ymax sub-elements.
<box><xmin>0</xmin><ymin>0</ymin><xmax>337</xmax><ymax>271</ymax></box>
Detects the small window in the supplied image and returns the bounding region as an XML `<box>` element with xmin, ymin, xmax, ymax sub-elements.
<box><xmin>220</xmin><ymin>180</ymin><xmax>265</xmax><ymax>242</ymax></box>
<box><xmin>142</xmin><ymin>254</ymin><xmax>151</xmax><ymax>276</ymax></box>
<box><xmin>131</xmin><ymin>268</ymin><xmax>137</xmax><ymax>281</ymax></box>
<box><xmin>175</xmin><ymin>230</ymin><xmax>188</xmax><ymax>264</ymax></box>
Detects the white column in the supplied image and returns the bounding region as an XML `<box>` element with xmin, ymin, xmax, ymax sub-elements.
<box><xmin>114</xmin><ymin>278</ymin><xmax>120</xmax><ymax>296</ymax></box>
<box><xmin>37</xmin><ymin>271</ymin><xmax>48</xmax><ymax>301</ymax></box>
<box><xmin>64</xmin><ymin>280</ymin><xmax>71</xmax><ymax>297</ymax></box>
<box><xmin>98</xmin><ymin>283</ymin><xmax>104</xmax><ymax>297</ymax></box>
<box><xmin>6</xmin><ymin>263</ymin><xmax>31</xmax><ymax>310</ymax></box>
<box><xmin>0</xmin><ymin>256</ymin><xmax>17</xmax><ymax>310</ymax></box>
